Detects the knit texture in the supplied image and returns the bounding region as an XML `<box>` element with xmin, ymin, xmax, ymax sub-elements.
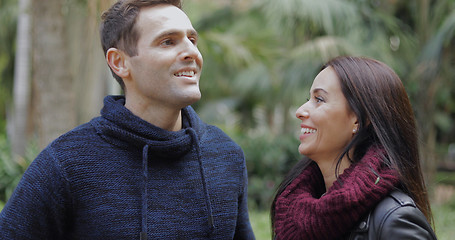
<box><xmin>0</xmin><ymin>95</ymin><xmax>255</xmax><ymax>240</ymax></box>
<box><xmin>274</xmin><ymin>146</ymin><xmax>400</xmax><ymax>240</ymax></box>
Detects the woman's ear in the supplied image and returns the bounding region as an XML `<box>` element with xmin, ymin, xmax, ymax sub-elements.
<box><xmin>352</xmin><ymin>118</ymin><xmax>359</xmax><ymax>134</ymax></box>
<box><xmin>353</xmin><ymin>123</ymin><xmax>359</xmax><ymax>134</ymax></box>
<box><xmin>106</xmin><ymin>48</ymin><xmax>129</xmax><ymax>78</ymax></box>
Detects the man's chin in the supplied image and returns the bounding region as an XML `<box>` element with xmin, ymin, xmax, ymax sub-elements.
<box><xmin>181</xmin><ymin>92</ymin><xmax>202</xmax><ymax>107</ymax></box>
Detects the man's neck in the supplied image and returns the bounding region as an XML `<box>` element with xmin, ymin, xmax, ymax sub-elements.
<box><xmin>124</xmin><ymin>99</ymin><xmax>183</xmax><ymax>131</ymax></box>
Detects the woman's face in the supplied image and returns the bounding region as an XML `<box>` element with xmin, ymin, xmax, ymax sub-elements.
<box><xmin>296</xmin><ymin>66</ymin><xmax>358</xmax><ymax>163</ymax></box>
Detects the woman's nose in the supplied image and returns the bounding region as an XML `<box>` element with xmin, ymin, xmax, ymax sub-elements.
<box><xmin>296</xmin><ymin>105</ymin><xmax>310</xmax><ymax>120</ymax></box>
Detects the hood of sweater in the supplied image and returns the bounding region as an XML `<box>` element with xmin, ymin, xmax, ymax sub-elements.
<box><xmin>94</xmin><ymin>95</ymin><xmax>202</xmax><ymax>159</ymax></box>
<box><xmin>91</xmin><ymin>95</ymin><xmax>213</xmax><ymax>239</ymax></box>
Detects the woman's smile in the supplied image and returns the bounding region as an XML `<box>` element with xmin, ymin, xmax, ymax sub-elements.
<box><xmin>299</xmin><ymin>125</ymin><xmax>317</xmax><ymax>141</ymax></box>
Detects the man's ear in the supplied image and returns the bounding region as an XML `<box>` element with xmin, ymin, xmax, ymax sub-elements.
<box><xmin>106</xmin><ymin>48</ymin><xmax>129</xmax><ymax>78</ymax></box>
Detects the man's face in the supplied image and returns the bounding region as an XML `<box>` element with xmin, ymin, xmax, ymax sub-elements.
<box><xmin>124</xmin><ymin>4</ymin><xmax>203</xmax><ymax>111</ymax></box>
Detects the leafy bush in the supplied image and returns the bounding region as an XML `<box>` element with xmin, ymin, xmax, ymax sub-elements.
<box><xmin>0</xmin><ymin>132</ymin><xmax>35</xmax><ymax>205</ymax></box>
<box><xmin>232</xmin><ymin>131</ymin><xmax>301</xmax><ymax>210</ymax></box>
<box><xmin>436</xmin><ymin>171</ymin><xmax>455</xmax><ymax>186</ymax></box>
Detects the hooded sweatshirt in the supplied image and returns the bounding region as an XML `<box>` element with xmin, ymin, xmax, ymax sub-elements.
<box><xmin>0</xmin><ymin>96</ymin><xmax>255</xmax><ymax>240</ymax></box>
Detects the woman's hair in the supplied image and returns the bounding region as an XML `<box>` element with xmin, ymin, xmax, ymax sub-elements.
<box><xmin>99</xmin><ymin>0</ymin><xmax>182</xmax><ymax>89</ymax></box>
<box><xmin>271</xmin><ymin>56</ymin><xmax>433</xmax><ymax>232</ymax></box>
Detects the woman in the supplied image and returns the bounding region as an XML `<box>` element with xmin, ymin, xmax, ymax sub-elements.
<box><xmin>271</xmin><ymin>56</ymin><xmax>437</xmax><ymax>239</ymax></box>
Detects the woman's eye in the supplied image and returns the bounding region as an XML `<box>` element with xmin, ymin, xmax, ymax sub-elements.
<box><xmin>314</xmin><ymin>96</ymin><xmax>324</xmax><ymax>103</ymax></box>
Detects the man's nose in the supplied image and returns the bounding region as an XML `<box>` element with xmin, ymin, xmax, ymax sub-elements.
<box><xmin>181</xmin><ymin>38</ymin><xmax>201</xmax><ymax>61</ymax></box>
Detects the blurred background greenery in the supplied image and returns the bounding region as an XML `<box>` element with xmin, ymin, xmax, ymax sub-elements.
<box><xmin>1</xmin><ymin>0</ymin><xmax>455</xmax><ymax>239</ymax></box>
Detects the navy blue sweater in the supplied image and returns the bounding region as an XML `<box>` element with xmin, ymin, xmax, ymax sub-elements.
<box><xmin>0</xmin><ymin>96</ymin><xmax>255</xmax><ymax>240</ymax></box>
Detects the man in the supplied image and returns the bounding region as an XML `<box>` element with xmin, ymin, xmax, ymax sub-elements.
<box><xmin>0</xmin><ymin>0</ymin><xmax>255</xmax><ymax>239</ymax></box>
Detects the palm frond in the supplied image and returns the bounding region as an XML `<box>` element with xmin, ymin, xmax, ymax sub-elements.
<box><xmin>259</xmin><ymin>0</ymin><xmax>359</xmax><ymax>35</ymax></box>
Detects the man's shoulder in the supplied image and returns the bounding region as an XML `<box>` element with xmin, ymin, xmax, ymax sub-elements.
<box><xmin>43</xmin><ymin>118</ymin><xmax>104</xmax><ymax>155</ymax></box>
<box><xmin>202</xmin><ymin>125</ymin><xmax>242</xmax><ymax>149</ymax></box>
<box><xmin>52</xmin><ymin>120</ymin><xmax>98</xmax><ymax>142</ymax></box>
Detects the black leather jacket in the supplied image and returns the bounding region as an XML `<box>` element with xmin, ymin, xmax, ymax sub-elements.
<box><xmin>348</xmin><ymin>190</ymin><xmax>437</xmax><ymax>240</ymax></box>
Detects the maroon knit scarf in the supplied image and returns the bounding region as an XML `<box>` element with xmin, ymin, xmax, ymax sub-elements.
<box><xmin>274</xmin><ymin>146</ymin><xmax>400</xmax><ymax>240</ymax></box>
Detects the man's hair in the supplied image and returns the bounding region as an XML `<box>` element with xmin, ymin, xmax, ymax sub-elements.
<box><xmin>100</xmin><ymin>0</ymin><xmax>182</xmax><ymax>89</ymax></box>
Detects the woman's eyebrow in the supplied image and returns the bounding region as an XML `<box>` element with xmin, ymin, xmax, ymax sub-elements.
<box><xmin>312</xmin><ymin>88</ymin><xmax>328</xmax><ymax>94</ymax></box>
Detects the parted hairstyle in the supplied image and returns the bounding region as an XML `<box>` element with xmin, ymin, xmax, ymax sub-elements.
<box><xmin>271</xmin><ymin>56</ymin><xmax>433</xmax><ymax>230</ymax></box>
<box><xmin>99</xmin><ymin>0</ymin><xmax>182</xmax><ymax>89</ymax></box>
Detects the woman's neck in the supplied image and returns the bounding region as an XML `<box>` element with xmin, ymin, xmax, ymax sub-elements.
<box><xmin>316</xmin><ymin>156</ymin><xmax>351</xmax><ymax>191</ymax></box>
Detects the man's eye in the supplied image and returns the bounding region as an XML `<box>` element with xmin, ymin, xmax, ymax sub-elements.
<box><xmin>189</xmin><ymin>37</ymin><xmax>197</xmax><ymax>45</ymax></box>
<box><xmin>161</xmin><ymin>39</ymin><xmax>174</xmax><ymax>46</ymax></box>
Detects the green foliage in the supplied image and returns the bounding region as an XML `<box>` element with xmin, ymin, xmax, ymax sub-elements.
<box><xmin>432</xmin><ymin>189</ymin><xmax>455</xmax><ymax>240</ymax></box>
<box><xmin>433</xmin><ymin>206</ymin><xmax>455</xmax><ymax>240</ymax></box>
<box><xmin>0</xmin><ymin>0</ymin><xmax>18</xmax><ymax>120</ymax></box>
<box><xmin>0</xmin><ymin>1</ymin><xmax>454</xmax><ymax>230</ymax></box>
<box><xmin>436</xmin><ymin>171</ymin><xmax>455</xmax><ymax>186</ymax></box>
<box><xmin>231</xmin><ymin>130</ymin><xmax>301</xmax><ymax>210</ymax></box>
<box><xmin>0</xmin><ymin>132</ymin><xmax>35</xmax><ymax>205</ymax></box>
<box><xmin>190</xmin><ymin>0</ymin><xmax>455</xmax><ymax>212</ymax></box>
<box><xmin>249</xmin><ymin>210</ymin><xmax>272</xmax><ymax>240</ymax></box>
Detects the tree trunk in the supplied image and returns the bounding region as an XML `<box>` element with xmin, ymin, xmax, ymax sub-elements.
<box><xmin>70</xmin><ymin>0</ymin><xmax>120</xmax><ymax>124</ymax></box>
<box><xmin>31</xmin><ymin>0</ymin><xmax>76</xmax><ymax>149</ymax></box>
<box><xmin>413</xmin><ymin>0</ymin><xmax>440</xmax><ymax>192</ymax></box>
<box><xmin>9</xmin><ymin>0</ymin><xmax>32</xmax><ymax>158</ymax></box>
<box><xmin>67</xmin><ymin>0</ymin><xmax>106</xmax><ymax>124</ymax></box>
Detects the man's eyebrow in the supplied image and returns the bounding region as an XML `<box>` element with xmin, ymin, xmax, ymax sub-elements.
<box><xmin>155</xmin><ymin>29</ymin><xmax>198</xmax><ymax>40</ymax></box>
<box><xmin>188</xmin><ymin>29</ymin><xmax>198</xmax><ymax>38</ymax></box>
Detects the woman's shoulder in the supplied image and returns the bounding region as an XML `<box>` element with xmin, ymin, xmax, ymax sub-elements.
<box><xmin>373</xmin><ymin>190</ymin><xmax>418</xmax><ymax>219</ymax></box>
<box><xmin>349</xmin><ymin>190</ymin><xmax>437</xmax><ymax>240</ymax></box>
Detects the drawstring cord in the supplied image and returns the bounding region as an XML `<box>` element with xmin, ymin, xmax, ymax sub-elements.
<box><xmin>139</xmin><ymin>129</ymin><xmax>214</xmax><ymax>239</ymax></box>
<box><xmin>140</xmin><ymin>145</ymin><xmax>149</xmax><ymax>240</ymax></box>
<box><xmin>186</xmin><ymin>128</ymin><xmax>215</xmax><ymax>230</ymax></box>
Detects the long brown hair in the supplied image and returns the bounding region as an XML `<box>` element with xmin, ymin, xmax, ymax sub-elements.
<box><xmin>271</xmin><ymin>56</ymin><xmax>433</xmax><ymax>234</ymax></box>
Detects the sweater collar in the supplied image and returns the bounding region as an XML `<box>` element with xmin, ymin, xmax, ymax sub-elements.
<box><xmin>273</xmin><ymin>146</ymin><xmax>400</xmax><ymax>240</ymax></box>
<box><xmin>93</xmin><ymin>95</ymin><xmax>214</xmax><ymax>239</ymax></box>
<box><xmin>93</xmin><ymin>95</ymin><xmax>204</xmax><ymax>159</ymax></box>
